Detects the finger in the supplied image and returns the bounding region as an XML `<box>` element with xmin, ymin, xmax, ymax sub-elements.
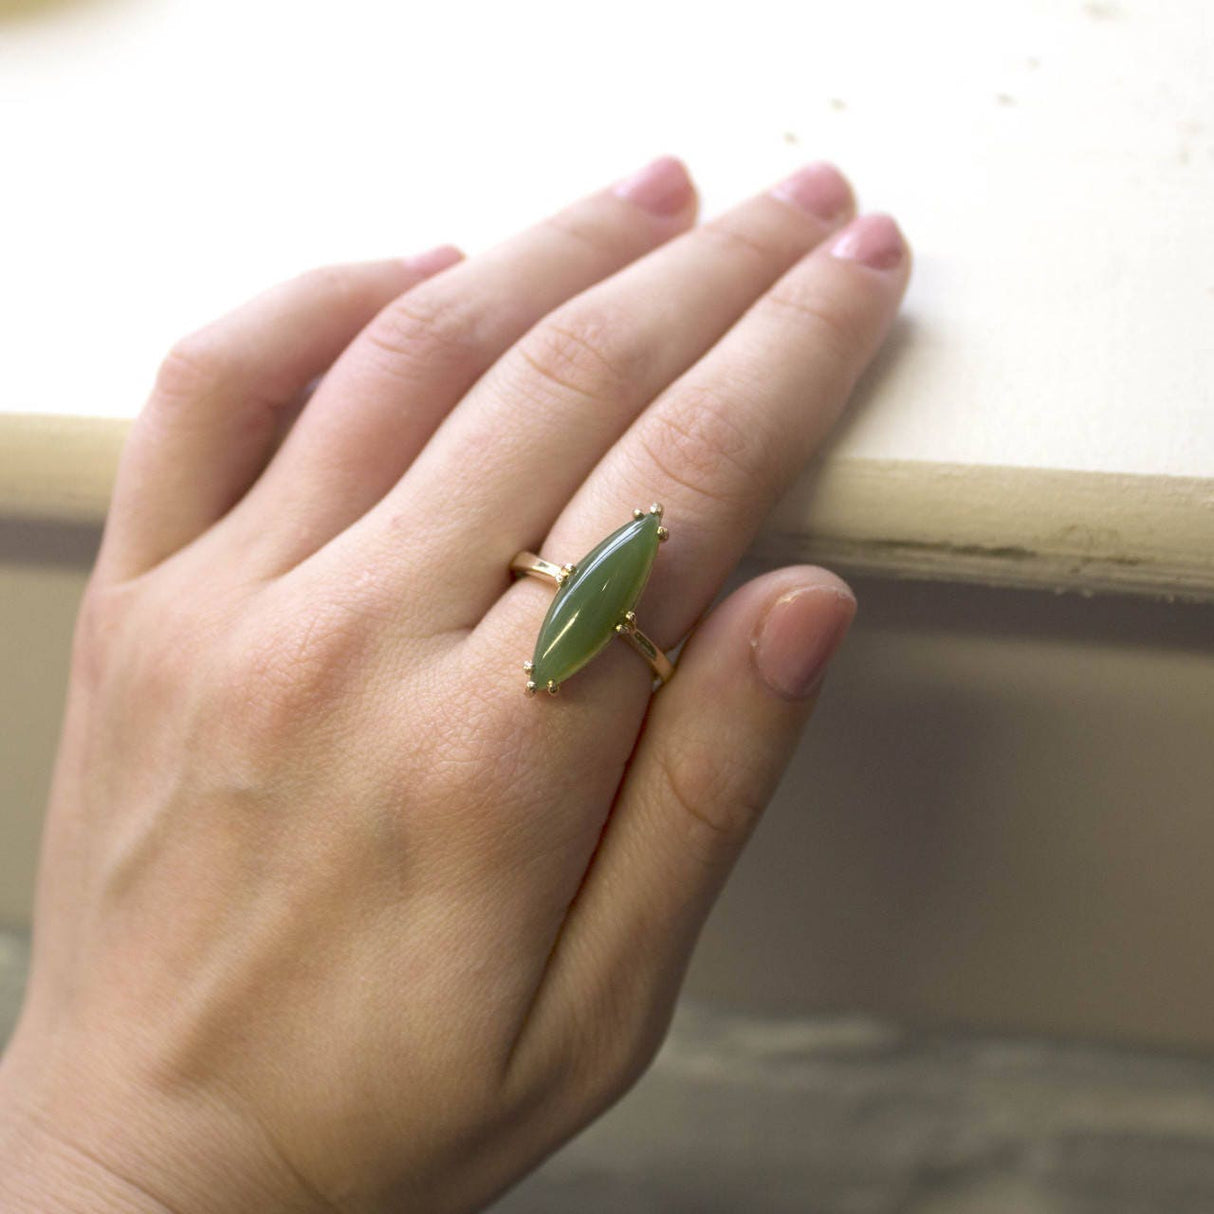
<box><xmin>98</xmin><ymin>252</ymin><xmax>461</xmax><ymax>581</ymax></box>
<box><xmin>503</xmin><ymin>567</ymin><xmax>856</xmax><ymax>1101</ymax></box>
<box><xmin>470</xmin><ymin>210</ymin><xmax>905</xmax><ymax>719</ymax></box>
<box><xmin>522</xmin><ymin>212</ymin><xmax>910</xmax><ymax>651</ymax></box>
<box><xmin>363</xmin><ymin>162</ymin><xmax>855</xmax><ymax>623</ymax></box>
<box><xmin>218</xmin><ymin>156</ymin><xmax>699</xmax><ymax>577</ymax></box>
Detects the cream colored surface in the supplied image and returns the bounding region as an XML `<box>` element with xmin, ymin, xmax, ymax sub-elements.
<box><xmin>1</xmin><ymin>0</ymin><xmax>1212</xmax><ymax>482</ymax></box>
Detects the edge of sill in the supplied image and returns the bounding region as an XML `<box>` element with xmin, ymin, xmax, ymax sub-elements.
<box><xmin>3</xmin><ymin>413</ymin><xmax>1212</xmax><ymax>601</ymax></box>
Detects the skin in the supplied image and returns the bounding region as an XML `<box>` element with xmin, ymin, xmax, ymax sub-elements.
<box><xmin>0</xmin><ymin>157</ymin><xmax>910</xmax><ymax>1212</ymax></box>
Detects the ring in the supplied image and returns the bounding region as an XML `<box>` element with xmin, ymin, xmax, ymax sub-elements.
<box><xmin>511</xmin><ymin>503</ymin><xmax>674</xmax><ymax>696</ymax></box>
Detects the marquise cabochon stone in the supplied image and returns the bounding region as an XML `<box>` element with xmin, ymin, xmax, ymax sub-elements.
<box><xmin>531</xmin><ymin>512</ymin><xmax>662</xmax><ymax>690</ymax></box>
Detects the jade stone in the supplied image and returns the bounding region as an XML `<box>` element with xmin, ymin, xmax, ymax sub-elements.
<box><xmin>531</xmin><ymin>512</ymin><xmax>662</xmax><ymax>690</ymax></box>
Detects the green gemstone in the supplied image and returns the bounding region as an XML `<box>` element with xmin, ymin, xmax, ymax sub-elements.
<box><xmin>531</xmin><ymin>512</ymin><xmax>662</xmax><ymax>690</ymax></box>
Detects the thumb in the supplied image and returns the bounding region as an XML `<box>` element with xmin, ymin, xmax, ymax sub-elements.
<box><xmin>517</xmin><ymin>565</ymin><xmax>855</xmax><ymax>1103</ymax></box>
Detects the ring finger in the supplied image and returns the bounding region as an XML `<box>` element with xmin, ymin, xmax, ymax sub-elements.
<box><xmin>477</xmin><ymin>210</ymin><xmax>910</xmax><ymax>696</ymax></box>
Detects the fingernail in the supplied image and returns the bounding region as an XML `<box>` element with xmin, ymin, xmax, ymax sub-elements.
<box><xmin>830</xmin><ymin>213</ymin><xmax>906</xmax><ymax>270</ymax></box>
<box><xmin>403</xmin><ymin>244</ymin><xmax>464</xmax><ymax>276</ymax></box>
<box><xmin>752</xmin><ymin>582</ymin><xmax>856</xmax><ymax>699</ymax></box>
<box><xmin>770</xmin><ymin>162</ymin><xmax>853</xmax><ymax>224</ymax></box>
<box><xmin>613</xmin><ymin>155</ymin><xmax>694</xmax><ymax>216</ymax></box>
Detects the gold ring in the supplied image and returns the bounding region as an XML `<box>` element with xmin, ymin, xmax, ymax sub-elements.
<box><xmin>510</xmin><ymin>503</ymin><xmax>674</xmax><ymax>696</ymax></box>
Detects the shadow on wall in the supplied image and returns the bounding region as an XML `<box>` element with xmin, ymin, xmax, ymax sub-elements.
<box><xmin>0</xmin><ymin>518</ymin><xmax>102</xmax><ymax>569</ymax></box>
<box><xmin>687</xmin><ymin>564</ymin><xmax>1214</xmax><ymax>1049</ymax></box>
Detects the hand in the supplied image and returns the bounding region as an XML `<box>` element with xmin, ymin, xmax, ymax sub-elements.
<box><xmin>0</xmin><ymin>157</ymin><xmax>909</xmax><ymax>1212</ymax></box>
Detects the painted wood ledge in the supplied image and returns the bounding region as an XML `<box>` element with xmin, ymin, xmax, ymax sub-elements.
<box><xmin>3</xmin><ymin>413</ymin><xmax>1212</xmax><ymax>601</ymax></box>
<box><xmin>759</xmin><ymin>456</ymin><xmax>1214</xmax><ymax>602</ymax></box>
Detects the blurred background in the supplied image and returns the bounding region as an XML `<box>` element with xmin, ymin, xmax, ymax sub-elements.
<box><xmin>2</xmin><ymin>0</ymin><xmax>1212</xmax><ymax>1209</ymax></box>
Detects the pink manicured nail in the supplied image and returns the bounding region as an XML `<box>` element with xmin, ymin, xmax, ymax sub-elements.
<box><xmin>770</xmin><ymin>162</ymin><xmax>853</xmax><ymax>223</ymax></box>
<box><xmin>751</xmin><ymin>582</ymin><xmax>856</xmax><ymax>699</ymax></box>
<box><xmin>830</xmin><ymin>214</ymin><xmax>906</xmax><ymax>270</ymax></box>
<box><xmin>613</xmin><ymin>156</ymin><xmax>694</xmax><ymax>216</ymax></box>
<box><xmin>403</xmin><ymin>245</ymin><xmax>464</xmax><ymax>276</ymax></box>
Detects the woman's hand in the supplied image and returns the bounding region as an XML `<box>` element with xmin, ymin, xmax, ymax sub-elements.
<box><xmin>0</xmin><ymin>157</ymin><xmax>908</xmax><ymax>1212</ymax></box>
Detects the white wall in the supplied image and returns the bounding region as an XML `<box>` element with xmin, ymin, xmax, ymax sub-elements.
<box><xmin>2</xmin><ymin>0</ymin><xmax>1211</xmax><ymax>477</ymax></box>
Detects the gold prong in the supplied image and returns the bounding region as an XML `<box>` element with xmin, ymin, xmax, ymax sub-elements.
<box><xmin>624</xmin><ymin>610</ymin><xmax>637</xmax><ymax>625</ymax></box>
<box><xmin>649</xmin><ymin>502</ymin><xmax>663</xmax><ymax>517</ymax></box>
<box><xmin>556</xmin><ymin>562</ymin><xmax>576</xmax><ymax>586</ymax></box>
<box><xmin>522</xmin><ymin>660</ymin><xmax>534</xmax><ymax>673</ymax></box>
<box><xmin>546</xmin><ymin>680</ymin><xmax>559</xmax><ymax>696</ymax></box>
<box><xmin>633</xmin><ymin>507</ymin><xmax>645</xmax><ymax>520</ymax></box>
<box><xmin>656</xmin><ymin>526</ymin><xmax>669</xmax><ymax>542</ymax></box>
<box><xmin>525</xmin><ymin>680</ymin><xmax>538</xmax><ymax>696</ymax></box>
<box><xmin>615</xmin><ymin>622</ymin><xmax>627</xmax><ymax>634</ymax></box>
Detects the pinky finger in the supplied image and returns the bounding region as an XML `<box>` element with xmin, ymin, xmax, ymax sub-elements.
<box><xmin>504</xmin><ymin>566</ymin><xmax>856</xmax><ymax>1111</ymax></box>
<box><xmin>98</xmin><ymin>247</ymin><xmax>463</xmax><ymax>581</ymax></box>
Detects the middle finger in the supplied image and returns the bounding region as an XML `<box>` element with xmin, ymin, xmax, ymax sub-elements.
<box><xmin>352</xmin><ymin>162</ymin><xmax>856</xmax><ymax>625</ymax></box>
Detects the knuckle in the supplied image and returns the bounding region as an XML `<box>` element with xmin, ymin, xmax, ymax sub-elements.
<box><xmin>656</xmin><ymin>727</ymin><xmax>768</xmax><ymax>863</ymax></box>
<box><xmin>763</xmin><ymin>283</ymin><xmax>865</xmax><ymax>366</ymax></box>
<box><xmin>154</xmin><ymin>328</ymin><xmax>235</xmax><ymax>405</ymax></box>
<box><xmin>422</xmin><ymin>700</ymin><xmax>532</xmax><ymax>819</ymax></box>
<box><xmin>362</xmin><ymin>288</ymin><xmax>483</xmax><ymax>377</ymax></box>
<box><xmin>563</xmin><ymin>1031</ymin><xmax>661</xmax><ymax>1125</ymax></box>
<box><xmin>587</xmin><ymin>1004</ymin><xmax>671</xmax><ymax>1111</ymax></box>
<box><xmin>513</xmin><ymin>305</ymin><xmax>641</xmax><ymax>407</ymax></box>
<box><xmin>697</xmin><ymin>214</ymin><xmax>786</xmax><ymax>265</ymax></box>
<box><xmin>634</xmin><ymin>381</ymin><xmax>766</xmax><ymax>509</ymax></box>
<box><xmin>294</xmin><ymin>262</ymin><xmax>350</xmax><ymax>297</ymax></box>
<box><xmin>74</xmin><ymin>580</ymin><xmax>217</xmax><ymax>723</ymax></box>
<box><xmin>419</xmin><ymin>686</ymin><xmax>606</xmax><ymax>867</ymax></box>
<box><xmin>543</xmin><ymin>209</ymin><xmax>626</xmax><ymax>263</ymax></box>
<box><xmin>519</xmin><ymin>987</ymin><xmax>670</xmax><ymax>1125</ymax></box>
<box><xmin>290</xmin><ymin>263</ymin><xmax>369</xmax><ymax>314</ymax></box>
<box><xmin>70</xmin><ymin>580</ymin><xmax>134</xmax><ymax>689</ymax></box>
<box><xmin>214</xmin><ymin>600</ymin><xmax>368</xmax><ymax>752</ymax></box>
